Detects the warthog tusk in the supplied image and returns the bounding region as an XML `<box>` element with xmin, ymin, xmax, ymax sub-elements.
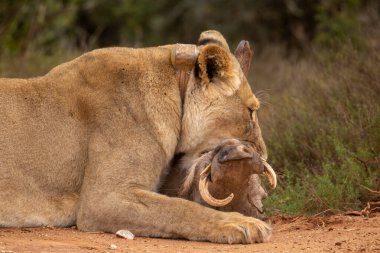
<box><xmin>260</xmin><ymin>158</ymin><xmax>277</xmax><ymax>189</ymax></box>
<box><xmin>198</xmin><ymin>163</ymin><xmax>234</xmax><ymax>207</ymax></box>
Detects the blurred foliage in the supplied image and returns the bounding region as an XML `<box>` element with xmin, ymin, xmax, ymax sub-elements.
<box><xmin>316</xmin><ymin>0</ymin><xmax>362</xmax><ymax>48</ymax></box>
<box><xmin>1</xmin><ymin>0</ymin><xmax>379</xmax><ymax>55</ymax></box>
<box><xmin>0</xmin><ymin>0</ymin><xmax>78</xmax><ymax>54</ymax></box>
<box><xmin>261</xmin><ymin>44</ymin><xmax>380</xmax><ymax>214</ymax></box>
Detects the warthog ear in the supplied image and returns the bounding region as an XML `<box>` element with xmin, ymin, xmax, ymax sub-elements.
<box><xmin>196</xmin><ymin>44</ymin><xmax>240</xmax><ymax>96</ymax></box>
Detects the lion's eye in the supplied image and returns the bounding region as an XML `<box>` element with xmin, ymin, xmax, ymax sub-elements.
<box><xmin>250</xmin><ymin>110</ymin><xmax>258</xmax><ymax>124</ymax></box>
<box><xmin>248</xmin><ymin>108</ymin><xmax>258</xmax><ymax>122</ymax></box>
<box><xmin>248</xmin><ymin>108</ymin><xmax>254</xmax><ymax>120</ymax></box>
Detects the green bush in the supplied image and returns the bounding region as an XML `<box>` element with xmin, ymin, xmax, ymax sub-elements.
<box><xmin>316</xmin><ymin>0</ymin><xmax>362</xmax><ymax>48</ymax></box>
<box><xmin>1</xmin><ymin>0</ymin><xmax>377</xmax><ymax>56</ymax></box>
<box><xmin>261</xmin><ymin>44</ymin><xmax>380</xmax><ymax>215</ymax></box>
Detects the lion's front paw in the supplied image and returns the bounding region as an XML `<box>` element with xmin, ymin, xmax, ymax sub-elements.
<box><xmin>209</xmin><ymin>213</ymin><xmax>271</xmax><ymax>244</ymax></box>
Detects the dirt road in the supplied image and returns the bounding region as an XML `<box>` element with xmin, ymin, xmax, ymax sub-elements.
<box><xmin>0</xmin><ymin>214</ymin><xmax>379</xmax><ymax>253</ymax></box>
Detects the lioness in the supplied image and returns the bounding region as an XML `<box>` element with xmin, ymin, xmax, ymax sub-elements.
<box><xmin>0</xmin><ymin>31</ymin><xmax>272</xmax><ymax>244</ymax></box>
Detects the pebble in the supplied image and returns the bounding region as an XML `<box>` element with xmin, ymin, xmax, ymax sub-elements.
<box><xmin>110</xmin><ymin>244</ymin><xmax>118</xmax><ymax>250</ymax></box>
<box><xmin>116</xmin><ymin>230</ymin><xmax>135</xmax><ymax>240</ymax></box>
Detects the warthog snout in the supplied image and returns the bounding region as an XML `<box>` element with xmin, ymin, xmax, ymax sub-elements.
<box><xmin>215</xmin><ymin>140</ymin><xmax>265</xmax><ymax>175</ymax></box>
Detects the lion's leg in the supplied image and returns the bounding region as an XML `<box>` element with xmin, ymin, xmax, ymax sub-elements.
<box><xmin>78</xmin><ymin>188</ymin><xmax>270</xmax><ymax>243</ymax></box>
<box><xmin>76</xmin><ymin>130</ymin><xmax>271</xmax><ymax>244</ymax></box>
<box><xmin>0</xmin><ymin>191</ymin><xmax>78</xmax><ymax>227</ymax></box>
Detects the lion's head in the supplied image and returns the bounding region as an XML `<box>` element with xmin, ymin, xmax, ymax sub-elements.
<box><xmin>175</xmin><ymin>31</ymin><xmax>268</xmax><ymax>172</ymax></box>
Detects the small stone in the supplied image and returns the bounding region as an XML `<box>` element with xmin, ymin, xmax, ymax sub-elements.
<box><xmin>116</xmin><ymin>229</ymin><xmax>135</xmax><ymax>240</ymax></box>
<box><xmin>110</xmin><ymin>244</ymin><xmax>118</xmax><ymax>250</ymax></box>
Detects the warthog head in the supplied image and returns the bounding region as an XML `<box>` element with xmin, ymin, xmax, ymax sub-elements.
<box><xmin>178</xmin><ymin>139</ymin><xmax>276</xmax><ymax>218</ymax></box>
<box><xmin>160</xmin><ymin>139</ymin><xmax>276</xmax><ymax>218</ymax></box>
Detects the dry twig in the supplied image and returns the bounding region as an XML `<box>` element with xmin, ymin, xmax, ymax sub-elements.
<box><xmin>359</xmin><ymin>184</ymin><xmax>380</xmax><ymax>195</ymax></box>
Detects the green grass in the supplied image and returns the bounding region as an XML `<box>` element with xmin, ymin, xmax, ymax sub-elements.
<box><xmin>255</xmin><ymin>44</ymin><xmax>380</xmax><ymax>215</ymax></box>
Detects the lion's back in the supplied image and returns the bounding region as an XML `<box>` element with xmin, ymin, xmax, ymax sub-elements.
<box><xmin>0</xmin><ymin>45</ymin><xmax>182</xmax><ymax>227</ymax></box>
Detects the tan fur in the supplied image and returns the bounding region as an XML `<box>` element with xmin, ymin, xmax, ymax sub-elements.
<box><xmin>197</xmin><ymin>44</ymin><xmax>241</xmax><ymax>97</ymax></box>
<box><xmin>0</xmin><ymin>31</ymin><xmax>270</xmax><ymax>244</ymax></box>
<box><xmin>198</xmin><ymin>30</ymin><xmax>230</xmax><ymax>50</ymax></box>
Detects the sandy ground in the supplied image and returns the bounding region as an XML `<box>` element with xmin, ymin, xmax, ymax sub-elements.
<box><xmin>0</xmin><ymin>214</ymin><xmax>379</xmax><ymax>253</ymax></box>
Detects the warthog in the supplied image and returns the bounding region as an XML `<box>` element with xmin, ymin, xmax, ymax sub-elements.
<box><xmin>160</xmin><ymin>138</ymin><xmax>276</xmax><ymax>219</ymax></box>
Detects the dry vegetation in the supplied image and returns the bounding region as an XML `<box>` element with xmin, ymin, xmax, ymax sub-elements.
<box><xmin>252</xmin><ymin>43</ymin><xmax>380</xmax><ymax>214</ymax></box>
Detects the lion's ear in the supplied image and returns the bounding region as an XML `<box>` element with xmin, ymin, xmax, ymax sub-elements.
<box><xmin>196</xmin><ymin>44</ymin><xmax>240</xmax><ymax>96</ymax></box>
